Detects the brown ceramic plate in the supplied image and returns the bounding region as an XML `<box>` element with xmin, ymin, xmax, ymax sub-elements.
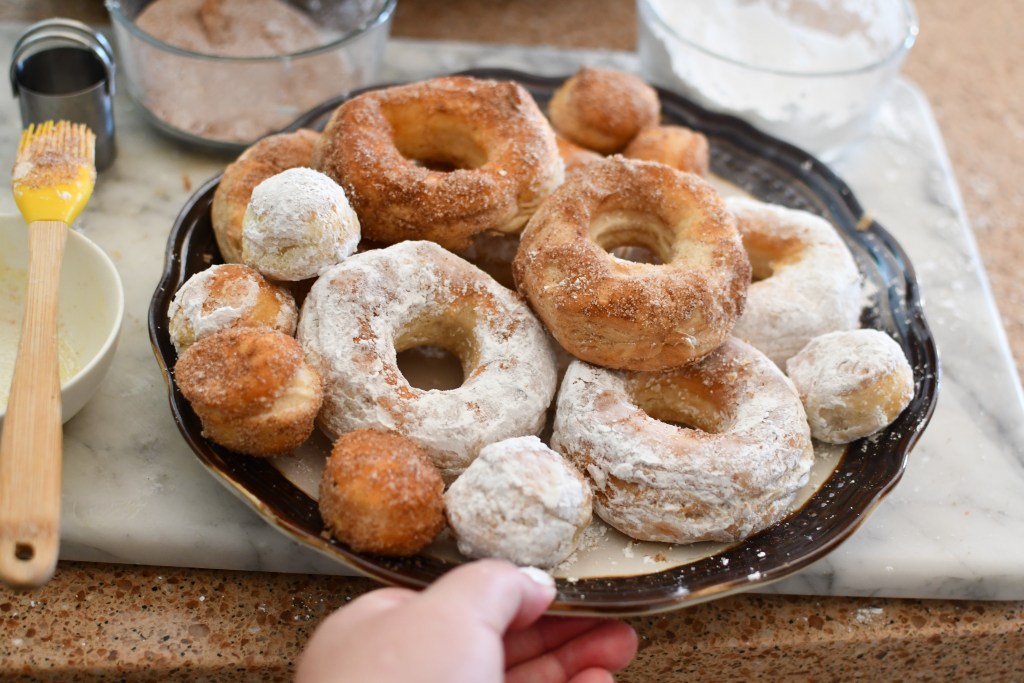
<box><xmin>149</xmin><ymin>69</ymin><xmax>939</xmax><ymax>616</ymax></box>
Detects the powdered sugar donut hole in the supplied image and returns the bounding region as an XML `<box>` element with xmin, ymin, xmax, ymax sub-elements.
<box><xmin>445</xmin><ymin>435</ymin><xmax>592</xmax><ymax>568</ymax></box>
<box><xmin>242</xmin><ymin>167</ymin><xmax>360</xmax><ymax>281</ymax></box>
<box><xmin>786</xmin><ymin>328</ymin><xmax>915</xmax><ymax>444</ymax></box>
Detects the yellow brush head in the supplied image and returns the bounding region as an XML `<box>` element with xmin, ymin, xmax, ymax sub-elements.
<box><xmin>11</xmin><ymin>121</ymin><xmax>97</xmax><ymax>225</ymax></box>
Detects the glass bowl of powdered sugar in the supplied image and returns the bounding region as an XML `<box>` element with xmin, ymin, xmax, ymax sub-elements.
<box><xmin>106</xmin><ymin>0</ymin><xmax>396</xmax><ymax>152</ymax></box>
<box><xmin>637</xmin><ymin>0</ymin><xmax>918</xmax><ymax>162</ymax></box>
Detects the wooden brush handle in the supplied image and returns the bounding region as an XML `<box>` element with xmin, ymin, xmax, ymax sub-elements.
<box><xmin>0</xmin><ymin>220</ymin><xmax>68</xmax><ymax>588</ymax></box>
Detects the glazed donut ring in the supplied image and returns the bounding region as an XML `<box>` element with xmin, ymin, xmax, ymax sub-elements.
<box><xmin>513</xmin><ymin>156</ymin><xmax>750</xmax><ymax>372</ymax></box>
<box><xmin>312</xmin><ymin>76</ymin><xmax>564</xmax><ymax>251</ymax></box>
<box><xmin>548</xmin><ymin>67</ymin><xmax>660</xmax><ymax>154</ymax></box>
<box><xmin>211</xmin><ymin>128</ymin><xmax>320</xmax><ymax>263</ymax></box>
<box><xmin>174</xmin><ymin>327</ymin><xmax>323</xmax><ymax>457</ymax></box>
<box><xmin>786</xmin><ymin>329</ymin><xmax>915</xmax><ymax>444</ymax></box>
<box><xmin>727</xmin><ymin>197</ymin><xmax>862</xmax><ymax>367</ymax></box>
<box><xmin>623</xmin><ymin>125</ymin><xmax>710</xmax><ymax>177</ymax></box>
<box><xmin>297</xmin><ymin>240</ymin><xmax>558</xmax><ymax>481</ymax></box>
<box><xmin>551</xmin><ymin>338</ymin><xmax>814</xmax><ymax>544</ymax></box>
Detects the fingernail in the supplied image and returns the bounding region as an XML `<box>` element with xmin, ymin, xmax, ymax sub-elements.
<box><xmin>519</xmin><ymin>566</ymin><xmax>556</xmax><ymax>589</ymax></box>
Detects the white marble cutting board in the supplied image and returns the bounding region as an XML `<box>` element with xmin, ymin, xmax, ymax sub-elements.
<box><xmin>2</xmin><ymin>29</ymin><xmax>1023</xmax><ymax>601</ymax></box>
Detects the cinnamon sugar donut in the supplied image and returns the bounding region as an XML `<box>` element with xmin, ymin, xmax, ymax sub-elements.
<box><xmin>211</xmin><ymin>128</ymin><xmax>320</xmax><ymax>263</ymax></box>
<box><xmin>727</xmin><ymin>197</ymin><xmax>862</xmax><ymax>366</ymax></box>
<box><xmin>623</xmin><ymin>125</ymin><xmax>710</xmax><ymax>177</ymax></box>
<box><xmin>512</xmin><ymin>156</ymin><xmax>750</xmax><ymax>372</ymax></box>
<box><xmin>444</xmin><ymin>435</ymin><xmax>592</xmax><ymax>568</ymax></box>
<box><xmin>297</xmin><ymin>240</ymin><xmax>558</xmax><ymax>481</ymax></box>
<box><xmin>786</xmin><ymin>329</ymin><xmax>914</xmax><ymax>444</ymax></box>
<box><xmin>241</xmin><ymin>167</ymin><xmax>360</xmax><ymax>281</ymax></box>
<box><xmin>548</xmin><ymin>67</ymin><xmax>660</xmax><ymax>154</ymax></box>
<box><xmin>312</xmin><ymin>76</ymin><xmax>564</xmax><ymax>250</ymax></box>
<box><xmin>319</xmin><ymin>429</ymin><xmax>446</xmax><ymax>556</ymax></box>
<box><xmin>555</xmin><ymin>133</ymin><xmax>602</xmax><ymax>175</ymax></box>
<box><xmin>551</xmin><ymin>338</ymin><xmax>814</xmax><ymax>544</ymax></box>
<box><xmin>174</xmin><ymin>327</ymin><xmax>323</xmax><ymax>456</ymax></box>
<box><xmin>167</xmin><ymin>263</ymin><xmax>297</xmax><ymax>354</ymax></box>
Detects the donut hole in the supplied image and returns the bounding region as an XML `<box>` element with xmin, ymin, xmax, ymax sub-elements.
<box><xmin>589</xmin><ymin>209</ymin><xmax>670</xmax><ymax>265</ymax></box>
<box><xmin>394</xmin><ymin>314</ymin><xmax>479</xmax><ymax>391</ymax></box>
<box><xmin>629</xmin><ymin>377</ymin><xmax>728</xmax><ymax>433</ymax></box>
<box><xmin>385</xmin><ymin>109</ymin><xmax>489</xmax><ymax>171</ymax></box>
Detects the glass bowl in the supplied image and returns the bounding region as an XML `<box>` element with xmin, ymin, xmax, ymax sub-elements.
<box><xmin>637</xmin><ymin>0</ymin><xmax>918</xmax><ymax>162</ymax></box>
<box><xmin>105</xmin><ymin>0</ymin><xmax>396</xmax><ymax>152</ymax></box>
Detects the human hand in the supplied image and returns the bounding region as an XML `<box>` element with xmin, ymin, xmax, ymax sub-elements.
<box><xmin>295</xmin><ymin>559</ymin><xmax>638</xmax><ymax>683</ymax></box>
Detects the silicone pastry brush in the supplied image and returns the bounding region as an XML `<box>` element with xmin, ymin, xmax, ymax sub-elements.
<box><xmin>0</xmin><ymin>120</ymin><xmax>96</xmax><ymax>588</ymax></box>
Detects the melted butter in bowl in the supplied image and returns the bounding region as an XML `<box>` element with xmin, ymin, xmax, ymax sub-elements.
<box><xmin>0</xmin><ymin>216</ymin><xmax>125</xmax><ymax>425</ymax></box>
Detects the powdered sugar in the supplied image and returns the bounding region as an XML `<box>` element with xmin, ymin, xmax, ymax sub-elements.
<box><xmin>242</xmin><ymin>167</ymin><xmax>360</xmax><ymax>281</ymax></box>
<box><xmin>297</xmin><ymin>240</ymin><xmax>558</xmax><ymax>481</ymax></box>
<box><xmin>445</xmin><ymin>435</ymin><xmax>592</xmax><ymax>567</ymax></box>
<box><xmin>728</xmin><ymin>197</ymin><xmax>861</xmax><ymax>367</ymax></box>
<box><xmin>551</xmin><ymin>338</ymin><xmax>814</xmax><ymax>544</ymax></box>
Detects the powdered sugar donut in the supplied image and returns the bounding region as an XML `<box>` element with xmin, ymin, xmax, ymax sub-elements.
<box><xmin>445</xmin><ymin>435</ymin><xmax>592</xmax><ymax>568</ymax></box>
<box><xmin>241</xmin><ymin>167</ymin><xmax>360</xmax><ymax>281</ymax></box>
<box><xmin>786</xmin><ymin>329</ymin><xmax>915</xmax><ymax>444</ymax></box>
<box><xmin>167</xmin><ymin>263</ymin><xmax>298</xmax><ymax>354</ymax></box>
<box><xmin>297</xmin><ymin>240</ymin><xmax>558</xmax><ymax>481</ymax></box>
<box><xmin>727</xmin><ymin>197</ymin><xmax>861</xmax><ymax>366</ymax></box>
<box><xmin>551</xmin><ymin>338</ymin><xmax>814</xmax><ymax>544</ymax></box>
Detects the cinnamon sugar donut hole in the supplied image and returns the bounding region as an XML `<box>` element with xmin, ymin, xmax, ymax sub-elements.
<box><xmin>319</xmin><ymin>429</ymin><xmax>446</xmax><ymax>556</ymax></box>
<box><xmin>551</xmin><ymin>338</ymin><xmax>814</xmax><ymax>544</ymax></box>
<box><xmin>174</xmin><ymin>327</ymin><xmax>323</xmax><ymax>457</ymax></box>
<box><xmin>211</xmin><ymin>128</ymin><xmax>320</xmax><ymax>263</ymax></box>
<box><xmin>624</xmin><ymin>125</ymin><xmax>710</xmax><ymax>177</ymax></box>
<box><xmin>513</xmin><ymin>156</ymin><xmax>750</xmax><ymax>372</ymax></box>
<box><xmin>786</xmin><ymin>329</ymin><xmax>914</xmax><ymax>444</ymax></box>
<box><xmin>548</xmin><ymin>67</ymin><xmax>660</xmax><ymax>154</ymax></box>
<box><xmin>167</xmin><ymin>263</ymin><xmax>298</xmax><ymax>354</ymax></box>
<box><xmin>312</xmin><ymin>76</ymin><xmax>564</xmax><ymax>250</ymax></box>
<box><xmin>727</xmin><ymin>197</ymin><xmax>862</xmax><ymax>367</ymax></box>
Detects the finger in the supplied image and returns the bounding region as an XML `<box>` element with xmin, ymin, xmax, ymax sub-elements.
<box><xmin>505</xmin><ymin>617</ymin><xmax>609</xmax><ymax>667</ymax></box>
<box><xmin>567</xmin><ymin>668</ymin><xmax>617</xmax><ymax>683</ymax></box>
<box><xmin>416</xmin><ymin>559</ymin><xmax>557</xmax><ymax>634</ymax></box>
<box><xmin>505</xmin><ymin>620</ymin><xmax>638</xmax><ymax>683</ymax></box>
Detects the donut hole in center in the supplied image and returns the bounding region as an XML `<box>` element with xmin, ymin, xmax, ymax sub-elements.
<box><xmin>394</xmin><ymin>314</ymin><xmax>478</xmax><ymax>391</ymax></box>
<box><xmin>589</xmin><ymin>209</ymin><xmax>671</xmax><ymax>265</ymax></box>
<box><xmin>628</xmin><ymin>377</ymin><xmax>729</xmax><ymax>433</ymax></box>
<box><xmin>742</xmin><ymin>233</ymin><xmax>805</xmax><ymax>283</ymax></box>
<box><xmin>387</xmin><ymin>110</ymin><xmax>489</xmax><ymax>172</ymax></box>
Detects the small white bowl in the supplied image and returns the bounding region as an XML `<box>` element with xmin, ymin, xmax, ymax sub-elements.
<box><xmin>637</xmin><ymin>0</ymin><xmax>918</xmax><ymax>161</ymax></box>
<box><xmin>0</xmin><ymin>215</ymin><xmax>124</xmax><ymax>427</ymax></box>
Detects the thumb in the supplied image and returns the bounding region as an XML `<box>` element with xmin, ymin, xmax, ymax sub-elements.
<box><xmin>416</xmin><ymin>559</ymin><xmax>557</xmax><ymax>633</ymax></box>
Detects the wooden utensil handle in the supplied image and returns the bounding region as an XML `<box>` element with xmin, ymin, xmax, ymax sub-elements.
<box><xmin>0</xmin><ymin>220</ymin><xmax>68</xmax><ymax>588</ymax></box>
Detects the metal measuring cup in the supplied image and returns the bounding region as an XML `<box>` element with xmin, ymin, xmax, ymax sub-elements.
<box><xmin>10</xmin><ymin>18</ymin><xmax>117</xmax><ymax>172</ymax></box>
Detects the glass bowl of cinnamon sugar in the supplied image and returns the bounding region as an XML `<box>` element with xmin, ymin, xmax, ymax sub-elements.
<box><xmin>106</xmin><ymin>0</ymin><xmax>396</xmax><ymax>151</ymax></box>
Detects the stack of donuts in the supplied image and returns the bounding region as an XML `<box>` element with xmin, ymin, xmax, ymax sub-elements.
<box><xmin>168</xmin><ymin>67</ymin><xmax>915</xmax><ymax>569</ymax></box>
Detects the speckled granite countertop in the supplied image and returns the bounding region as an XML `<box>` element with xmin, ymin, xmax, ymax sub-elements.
<box><xmin>1</xmin><ymin>1</ymin><xmax>1023</xmax><ymax>681</ymax></box>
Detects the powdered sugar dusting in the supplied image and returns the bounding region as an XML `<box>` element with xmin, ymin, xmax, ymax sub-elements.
<box><xmin>786</xmin><ymin>328</ymin><xmax>914</xmax><ymax>443</ymax></box>
<box><xmin>551</xmin><ymin>338</ymin><xmax>814</xmax><ymax>544</ymax></box>
<box><xmin>728</xmin><ymin>196</ymin><xmax>862</xmax><ymax>366</ymax></box>
<box><xmin>242</xmin><ymin>167</ymin><xmax>360</xmax><ymax>281</ymax></box>
<box><xmin>297</xmin><ymin>240</ymin><xmax>558</xmax><ymax>480</ymax></box>
<box><xmin>445</xmin><ymin>435</ymin><xmax>592</xmax><ymax>567</ymax></box>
